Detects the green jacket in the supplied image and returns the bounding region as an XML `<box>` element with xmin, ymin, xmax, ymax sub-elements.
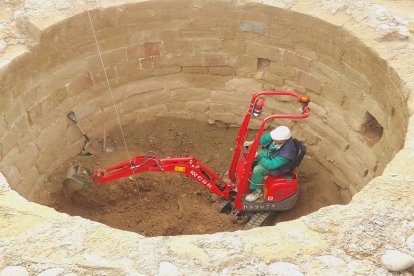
<box><xmin>257</xmin><ymin>133</ymin><xmax>290</xmax><ymax>170</ymax></box>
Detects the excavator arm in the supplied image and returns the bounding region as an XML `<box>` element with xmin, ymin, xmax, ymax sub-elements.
<box><xmin>89</xmin><ymin>155</ymin><xmax>235</xmax><ymax>199</ymax></box>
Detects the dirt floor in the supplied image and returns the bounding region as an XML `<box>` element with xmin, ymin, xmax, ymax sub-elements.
<box><xmin>34</xmin><ymin>117</ymin><xmax>344</xmax><ymax>237</ymax></box>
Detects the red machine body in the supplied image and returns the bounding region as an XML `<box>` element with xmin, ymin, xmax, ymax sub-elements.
<box><xmin>263</xmin><ymin>175</ymin><xmax>298</xmax><ymax>202</ymax></box>
<box><xmin>79</xmin><ymin>91</ymin><xmax>311</xmax><ymax>214</ymax></box>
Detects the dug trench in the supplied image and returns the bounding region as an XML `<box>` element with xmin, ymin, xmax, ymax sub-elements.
<box><xmin>33</xmin><ymin>117</ymin><xmax>344</xmax><ymax>237</ymax></box>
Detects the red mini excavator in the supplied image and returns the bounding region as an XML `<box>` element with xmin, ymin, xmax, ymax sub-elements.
<box><xmin>63</xmin><ymin>91</ymin><xmax>310</xmax><ymax>229</ymax></box>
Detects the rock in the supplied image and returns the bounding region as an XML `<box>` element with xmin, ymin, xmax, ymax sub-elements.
<box><xmin>408</xmin><ymin>21</ymin><xmax>414</xmax><ymax>33</ymax></box>
<box><xmin>381</xmin><ymin>250</ymin><xmax>414</xmax><ymax>272</ymax></box>
<box><xmin>398</xmin><ymin>26</ymin><xmax>410</xmax><ymax>39</ymax></box>
<box><xmin>158</xmin><ymin>262</ymin><xmax>179</xmax><ymax>276</ymax></box>
<box><xmin>407</xmin><ymin>234</ymin><xmax>414</xmax><ymax>251</ymax></box>
<box><xmin>0</xmin><ymin>266</ymin><xmax>29</xmax><ymax>276</ymax></box>
<box><xmin>0</xmin><ymin>173</ymin><xmax>10</xmax><ymax>192</ymax></box>
<box><xmin>268</xmin><ymin>262</ymin><xmax>303</xmax><ymax>276</ymax></box>
<box><xmin>0</xmin><ymin>40</ymin><xmax>6</xmax><ymax>53</ymax></box>
<box><xmin>208</xmin><ymin>118</ymin><xmax>215</xmax><ymax>125</ymax></box>
<box><xmin>37</xmin><ymin>267</ymin><xmax>65</xmax><ymax>276</ymax></box>
<box><xmin>317</xmin><ymin>255</ymin><xmax>345</xmax><ymax>266</ymax></box>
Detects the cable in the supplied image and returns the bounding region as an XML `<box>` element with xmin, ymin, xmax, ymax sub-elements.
<box><xmin>87</xmin><ymin>10</ymin><xmax>146</xmax><ymax>211</ymax></box>
<box><xmin>86</xmin><ymin>10</ymin><xmax>132</xmax><ymax>163</ymax></box>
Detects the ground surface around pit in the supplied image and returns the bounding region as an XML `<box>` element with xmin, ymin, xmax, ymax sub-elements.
<box><xmin>34</xmin><ymin>118</ymin><xmax>343</xmax><ymax>236</ymax></box>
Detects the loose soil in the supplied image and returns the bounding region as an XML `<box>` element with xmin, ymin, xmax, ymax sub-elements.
<box><xmin>34</xmin><ymin>117</ymin><xmax>344</xmax><ymax>237</ymax></box>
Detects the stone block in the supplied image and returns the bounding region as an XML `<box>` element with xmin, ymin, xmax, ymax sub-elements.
<box><xmin>88</xmin><ymin>6</ymin><xmax>124</xmax><ymax>30</ymax></box>
<box><xmin>101</xmin><ymin>48</ymin><xmax>127</xmax><ymax>65</ymax></box>
<box><xmin>123</xmin><ymin>89</ymin><xmax>172</xmax><ymax>114</ymax></box>
<box><xmin>310</xmin><ymin>62</ymin><xmax>339</xmax><ymax>84</ymax></box>
<box><xmin>36</xmin><ymin>136</ymin><xmax>67</xmax><ymax>174</ymax></box>
<box><xmin>235</xmin><ymin>68</ymin><xmax>254</xmax><ymax>78</ymax></box>
<box><xmin>298</xmin><ymin>71</ymin><xmax>321</xmax><ymax>93</ymax></box>
<box><xmin>0</xmin><ymin>114</ymin><xmax>5</xmax><ymax>138</ymax></box>
<box><xmin>239</xmin><ymin>21</ymin><xmax>268</xmax><ymax>34</ymax></box>
<box><xmin>283</xmin><ymin>80</ymin><xmax>306</xmax><ymax>94</ymax></box>
<box><xmin>65</xmin><ymin>72</ymin><xmax>93</xmax><ymax>95</ymax></box>
<box><xmin>186</xmin><ymin>74</ymin><xmax>228</xmax><ymax>90</ymax></box>
<box><xmin>2</xmin><ymin>164</ymin><xmax>22</xmax><ymax>188</ymax></box>
<box><xmin>262</xmin><ymin>71</ymin><xmax>284</xmax><ymax>86</ymax></box>
<box><xmin>13</xmin><ymin>144</ymin><xmax>39</xmax><ymax>173</ymax></box>
<box><xmin>194</xmin><ymin>38</ymin><xmax>221</xmax><ymax>52</ymax></box>
<box><xmin>4</xmin><ymin>102</ymin><xmax>23</xmax><ymax>128</ymax></box>
<box><xmin>325</xmin><ymin>112</ymin><xmax>351</xmax><ymax>142</ymax></box>
<box><xmin>179</xmin><ymin>27</ymin><xmax>215</xmax><ymax>38</ymax></box>
<box><xmin>210</xmin><ymin>90</ymin><xmax>250</xmax><ymax>111</ymax></box>
<box><xmin>17</xmin><ymin>166</ymin><xmax>41</xmax><ymax>198</ymax></box>
<box><xmin>268</xmin><ymin>62</ymin><xmax>297</xmax><ymax>81</ymax></box>
<box><xmin>221</xmin><ymin>39</ymin><xmax>244</xmax><ymax>54</ymax></box>
<box><xmin>208</xmin><ymin>67</ymin><xmax>234</xmax><ymax>76</ymax></box>
<box><xmin>338</xmin><ymin>77</ymin><xmax>364</xmax><ymax>102</ymax></box>
<box><xmin>341</xmin><ymin>62</ymin><xmax>371</xmax><ymax>90</ymax></box>
<box><xmin>139</xmin><ymin>58</ymin><xmax>153</xmax><ymax>70</ymax></box>
<box><xmin>126</xmin><ymin>59</ymin><xmax>154</xmax><ymax>80</ymax></box>
<box><xmin>164</xmin><ymin>75</ymin><xmax>190</xmax><ymax>90</ymax></box>
<box><xmin>162</xmin><ymin>36</ymin><xmax>194</xmax><ymax>54</ymax></box>
<box><xmin>199</xmin><ymin>53</ymin><xmax>228</xmax><ymax>66</ymax></box>
<box><xmin>228</xmin><ymin>54</ymin><xmax>257</xmax><ymax>69</ymax></box>
<box><xmin>127</xmin><ymin>42</ymin><xmax>162</xmax><ymax>60</ymax></box>
<box><xmin>295</xmin><ymin>44</ymin><xmax>319</xmax><ymax>61</ymax></box>
<box><xmin>0</xmin><ymin>127</ymin><xmax>20</xmax><ymax>156</ymax></box>
<box><xmin>282</xmin><ymin>50</ymin><xmax>311</xmax><ymax>72</ymax></box>
<box><xmin>37</xmin><ymin>119</ymin><xmax>67</xmax><ymax>151</ymax></box>
<box><xmin>320</xmin><ymin>82</ymin><xmax>344</xmax><ymax>106</ymax></box>
<box><xmin>153</xmin><ymin>54</ymin><xmax>195</xmax><ymax>68</ymax></box>
<box><xmin>225</xmin><ymin>78</ymin><xmax>262</xmax><ymax>93</ymax></box>
<box><xmin>25</xmin><ymin>11</ymin><xmax>67</xmax><ymax>41</ymax></box>
<box><xmin>127</xmin><ymin>28</ymin><xmax>161</xmax><ymax>46</ymax></box>
<box><xmin>207</xmin><ymin>103</ymin><xmax>244</xmax><ymax>125</ymax></box>
<box><xmin>172</xmin><ymin>88</ymin><xmax>211</xmax><ymax>102</ymax></box>
<box><xmin>182</xmin><ymin>66</ymin><xmax>208</xmax><ymax>74</ymax></box>
<box><xmin>245</xmin><ymin>42</ymin><xmax>282</xmax><ymax>61</ymax></box>
<box><xmin>96</xmin><ymin>25</ymin><xmax>128</xmax><ymax>41</ymax></box>
<box><xmin>99</xmin><ymin>35</ymin><xmax>129</xmax><ymax>52</ymax></box>
<box><xmin>153</xmin><ymin>66</ymin><xmax>182</xmax><ymax>76</ymax></box>
<box><xmin>184</xmin><ymin>101</ymin><xmax>210</xmax><ymax>117</ymax></box>
<box><xmin>125</xmin><ymin>77</ymin><xmax>164</xmax><ymax>98</ymax></box>
<box><xmin>134</xmin><ymin>104</ymin><xmax>169</xmax><ymax>122</ymax></box>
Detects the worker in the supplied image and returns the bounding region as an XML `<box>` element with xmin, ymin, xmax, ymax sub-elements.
<box><xmin>243</xmin><ymin>125</ymin><xmax>297</xmax><ymax>202</ymax></box>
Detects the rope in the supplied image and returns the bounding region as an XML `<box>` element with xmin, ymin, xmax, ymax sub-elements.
<box><xmin>86</xmin><ymin>10</ymin><xmax>132</xmax><ymax>162</ymax></box>
<box><xmin>87</xmin><ymin>10</ymin><xmax>146</xmax><ymax>212</ymax></box>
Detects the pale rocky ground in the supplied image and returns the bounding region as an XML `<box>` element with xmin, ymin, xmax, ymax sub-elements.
<box><xmin>1</xmin><ymin>0</ymin><xmax>414</xmax><ymax>275</ymax></box>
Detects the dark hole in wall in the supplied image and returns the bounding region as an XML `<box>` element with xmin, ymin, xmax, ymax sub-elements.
<box><xmin>255</xmin><ymin>58</ymin><xmax>271</xmax><ymax>80</ymax></box>
<box><xmin>360</xmin><ymin>112</ymin><xmax>383</xmax><ymax>146</ymax></box>
<box><xmin>257</xmin><ymin>58</ymin><xmax>271</xmax><ymax>72</ymax></box>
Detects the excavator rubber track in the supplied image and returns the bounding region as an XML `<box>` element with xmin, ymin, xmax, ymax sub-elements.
<box><xmin>244</xmin><ymin>212</ymin><xmax>275</xmax><ymax>230</ymax></box>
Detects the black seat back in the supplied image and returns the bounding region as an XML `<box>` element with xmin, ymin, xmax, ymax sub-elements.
<box><xmin>292</xmin><ymin>139</ymin><xmax>306</xmax><ymax>169</ymax></box>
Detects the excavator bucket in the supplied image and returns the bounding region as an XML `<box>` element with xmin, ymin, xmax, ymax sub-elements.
<box><xmin>62</xmin><ymin>165</ymin><xmax>93</xmax><ymax>200</ymax></box>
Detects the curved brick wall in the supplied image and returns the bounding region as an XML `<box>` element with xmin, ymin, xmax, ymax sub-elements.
<box><xmin>0</xmin><ymin>0</ymin><xmax>408</xmax><ymax>201</ymax></box>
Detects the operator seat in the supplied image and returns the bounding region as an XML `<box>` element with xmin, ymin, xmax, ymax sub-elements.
<box><xmin>291</xmin><ymin>139</ymin><xmax>306</xmax><ymax>171</ymax></box>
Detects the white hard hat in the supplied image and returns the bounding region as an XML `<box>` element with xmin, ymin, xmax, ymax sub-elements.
<box><xmin>270</xmin><ymin>126</ymin><xmax>291</xmax><ymax>140</ymax></box>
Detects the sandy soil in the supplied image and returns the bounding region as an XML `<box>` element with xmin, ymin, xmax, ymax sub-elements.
<box><xmin>34</xmin><ymin>117</ymin><xmax>343</xmax><ymax>236</ymax></box>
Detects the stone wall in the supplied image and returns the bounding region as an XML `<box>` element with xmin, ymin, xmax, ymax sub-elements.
<box><xmin>0</xmin><ymin>0</ymin><xmax>408</xmax><ymax>199</ymax></box>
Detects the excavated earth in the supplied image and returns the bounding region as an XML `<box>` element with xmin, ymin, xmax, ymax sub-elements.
<box><xmin>1</xmin><ymin>0</ymin><xmax>414</xmax><ymax>275</ymax></box>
